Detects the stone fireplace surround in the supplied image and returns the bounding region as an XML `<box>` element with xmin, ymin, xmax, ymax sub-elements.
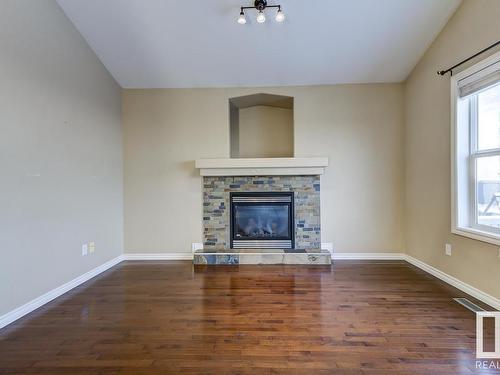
<box><xmin>194</xmin><ymin>158</ymin><xmax>330</xmax><ymax>265</ymax></box>
<box><xmin>203</xmin><ymin>175</ymin><xmax>321</xmax><ymax>250</ymax></box>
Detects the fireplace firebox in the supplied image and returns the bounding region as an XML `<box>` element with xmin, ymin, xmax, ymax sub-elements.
<box><xmin>230</xmin><ymin>192</ymin><xmax>294</xmax><ymax>249</ymax></box>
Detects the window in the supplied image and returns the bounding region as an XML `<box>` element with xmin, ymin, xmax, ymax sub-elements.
<box><xmin>452</xmin><ymin>52</ymin><xmax>500</xmax><ymax>244</ymax></box>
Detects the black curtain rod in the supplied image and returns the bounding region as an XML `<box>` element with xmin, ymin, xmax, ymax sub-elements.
<box><xmin>437</xmin><ymin>40</ymin><xmax>500</xmax><ymax>76</ymax></box>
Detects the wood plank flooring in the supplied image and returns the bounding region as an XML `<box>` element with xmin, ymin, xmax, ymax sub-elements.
<box><xmin>0</xmin><ymin>261</ymin><xmax>498</xmax><ymax>374</ymax></box>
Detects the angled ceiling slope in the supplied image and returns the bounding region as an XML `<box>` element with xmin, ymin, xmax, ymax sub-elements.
<box><xmin>230</xmin><ymin>94</ymin><xmax>293</xmax><ymax>109</ymax></box>
<box><xmin>57</xmin><ymin>0</ymin><xmax>461</xmax><ymax>88</ymax></box>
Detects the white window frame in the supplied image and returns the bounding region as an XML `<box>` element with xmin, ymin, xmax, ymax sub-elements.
<box><xmin>451</xmin><ymin>50</ymin><xmax>500</xmax><ymax>245</ymax></box>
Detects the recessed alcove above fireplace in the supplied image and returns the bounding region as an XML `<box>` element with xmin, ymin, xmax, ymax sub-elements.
<box><xmin>229</xmin><ymin>93</ymin><xmax>294</xmax><ymax>158</ymax></box>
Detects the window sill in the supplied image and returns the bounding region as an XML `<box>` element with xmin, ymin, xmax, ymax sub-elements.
<box><xmin>452</xmin><ymin>226</ymin><xmax>500</xmax><ymax>246</ymax></box>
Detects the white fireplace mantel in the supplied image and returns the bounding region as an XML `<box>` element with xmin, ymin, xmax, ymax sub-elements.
<box><xmin>195</xmin><ymin>157</ymin><xmax>329</xmax><ymax>176</ymax></box>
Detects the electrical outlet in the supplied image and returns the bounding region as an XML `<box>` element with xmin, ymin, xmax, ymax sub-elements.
<box><xmin>321</xmin><ymin>242</ymin><xmax>334</xmax><ymax>254</ymax></box>
<box><xmin>192</xmin><ymin>242</ymin><xmax>203</xmax><ymax>253</ymax></box>
<box><xmin>89</xmin><ymin>242</ymin><xmax>95</xmax><ymax>254</ymax></box>
<box><xmin>445</xmin><ymin>243</ymin><xmax>452</xmax><ymax>256</ymax></box>
<box><xmin>82</xmin><ymin>244</ymin><xmax>88</xmax><ymax>256</ymax></box>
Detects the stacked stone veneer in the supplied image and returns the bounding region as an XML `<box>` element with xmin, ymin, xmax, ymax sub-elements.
<box><xmin>203</xmin><ymin>175</ymin><xmax>320</xmax><ymax>250</ymax></box>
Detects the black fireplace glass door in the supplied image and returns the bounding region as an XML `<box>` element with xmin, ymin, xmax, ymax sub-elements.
<box><xmin>233</xmin><ymin>204</ymin><xmax>291</xmax><ymax>240</ymax></box>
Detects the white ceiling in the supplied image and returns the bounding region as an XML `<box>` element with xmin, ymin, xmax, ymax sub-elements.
<box><xmin>57</xmin><ymin>0</ymin><xmax>461</xmax><ymax>88</ymax></box>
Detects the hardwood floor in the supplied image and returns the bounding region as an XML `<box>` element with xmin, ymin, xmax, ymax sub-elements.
<box><xmin>0</xmin><ymin>261</ymin><xmax>498</xmax><ymax>374</ymax></box>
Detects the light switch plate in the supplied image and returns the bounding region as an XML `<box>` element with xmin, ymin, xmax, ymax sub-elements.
<box><xmin>82</xmin><ymin>244</ymin><xmax>88</xmax><ymax>256</ymax></box>
<box><xmin>445</xmin><ymin>243</ymin><xmax>452</xmax><ymax>256</ymax></box>
<box><xmin>89</xmin><ymin>242</ymin><xmax>95</xmax><ymax>254</ymax></box>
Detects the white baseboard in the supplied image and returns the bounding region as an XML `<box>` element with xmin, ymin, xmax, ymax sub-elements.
<box><xmin>0</xmin><ymin>255</ymin><xmax>123</xmax><ymax>330</ymax></box>
<box><xmin>123</xmin><ymin>253</ymin><xmax>194</xmax><ymax>260</ymax></box>
<box><xmin>404</xmin><ymin>255</ymin><xmax>500</xmax><ymax>311</ymax></box>
<box><xmin>332</xmin><ymin>252</ymin><xmax>405</xmax><ymax>260</ymax></box>
<box><xmin>2</xmin><ymin>251</ymin><xmax>498</xmax><ymax>331</ymax></box>
<box><xmin>332</xmin><ymin>252</ymin><xmax>500</xmax><ymax>310</ymax></box>
<box><xmin>0</xmin><ymin>253</ymin><xmax>192</xmax><ymax>329</ymax></box>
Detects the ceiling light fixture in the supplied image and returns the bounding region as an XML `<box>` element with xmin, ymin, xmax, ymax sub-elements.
<box><xmin>237</xmin><ymin>0</ymin><xmax>284</xmax><ymax>25</ymax></box>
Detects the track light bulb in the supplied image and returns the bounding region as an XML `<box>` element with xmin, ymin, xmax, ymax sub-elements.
<box><xmin>275</xmin><ymin>9</ymin><xmax>285</xmax><ymax>22</ymax></box>
<box><xmin>237</xmin><ymin>11</ymin><xmax>247</xmax><ymax>24</ymax></box>
<box><xmin>256</xmin><ymin>10</ymin><xmax>266</xmax><ymax>23</ymax></box>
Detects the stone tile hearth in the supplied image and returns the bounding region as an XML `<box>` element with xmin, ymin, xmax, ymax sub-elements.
<box><xmin>193</xmin><ymin>248</ymin><xmax>331</xmax><ymax>265</ymax></box>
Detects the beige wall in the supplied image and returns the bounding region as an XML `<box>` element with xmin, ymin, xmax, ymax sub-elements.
<box><xmin>404</xmin><ymin>0</ymin><xmax>500</xmax><ymax>299</ymax></box>
<box><xmin>238</xmin><ymin>106</ymin><xmax>293</xmax><ymax>158</ymax></box>
<box><xmin>0</xmin><ymin>0</ymin><xmax>123</xmax><ymax>315</ymax></box>
<box><xmin>123</xmin><ymin>84</ymin><xmax>404</xmax><ymax>254</ymax></box>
